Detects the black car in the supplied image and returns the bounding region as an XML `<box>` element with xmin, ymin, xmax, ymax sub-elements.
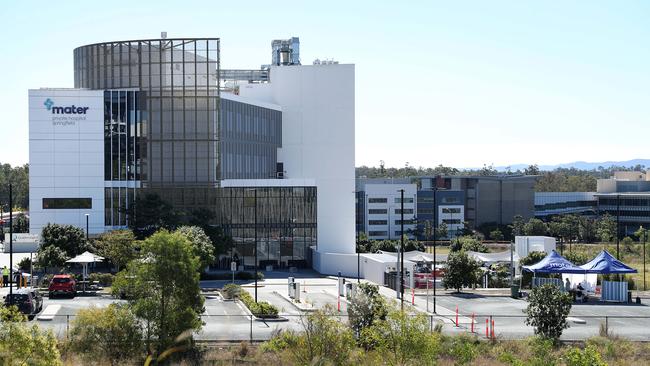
<box><xmin>4</xmin><ymin>288</ymin><xmax>43</xmax><ymax>318</ymax></box>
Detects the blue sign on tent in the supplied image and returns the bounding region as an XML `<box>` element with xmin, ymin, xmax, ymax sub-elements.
<box><xmin>522</xmin><ymin>250</ymin><xmax>586</xmax><ymax>274</ymax></box>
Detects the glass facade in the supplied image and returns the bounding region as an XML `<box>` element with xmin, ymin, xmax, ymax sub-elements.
<box><xmin>103</xmin><ymin>90</ymin><xmax>143</xmax><ymax>227</ymax></box>
<box><xmin>74</xmin><ymin>38</ymin><xmax>221</xmax><ymax>187</ymax></box>
<box><xmin>146</xmin><ymin>186</ymin><xmax>317</xmax><ymax>268</ymax></box>
<box><xmin>42</xmin><ymin>198</ymin><xmax>92</xmax><ymax>209</ymax></box>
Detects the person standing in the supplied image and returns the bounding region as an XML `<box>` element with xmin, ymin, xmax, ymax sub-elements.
<box><xmin>1</xmin><ymin>266</ymin><xmax>8</xmax><ymax>287</ymax></box>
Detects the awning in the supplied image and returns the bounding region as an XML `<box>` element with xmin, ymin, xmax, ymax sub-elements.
<box><xmin>580</xmin><ymin>250</ymin><xmax>637</xmax><ymax>274</ymax></box>
<box><xmin>522</xmin><ymin>250</ymin><xmax>585</xmax><ymax>274</ymax></box>
<box><xmin>467</xmin><ymin>250</ymin><xmax>519</xmax><ymax>264</ymax></box>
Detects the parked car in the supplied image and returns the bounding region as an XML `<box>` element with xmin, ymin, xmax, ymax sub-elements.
<box><xmin>48</xmin><ymin>274</ymin><xmax>76</xmax><ymax>298</ymax></box>
<box><xmin>4</xmin><ymin>288</ymin><xmax>43</xmax><ymax>318</ymax></box>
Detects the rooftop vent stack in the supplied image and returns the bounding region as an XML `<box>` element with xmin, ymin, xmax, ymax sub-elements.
<box><xmin>161</xmin><ymin>31</ymin><xmax>167</xmax><ymax>39</ymax></box>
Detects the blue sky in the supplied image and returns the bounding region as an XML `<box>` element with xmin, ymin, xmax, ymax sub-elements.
<box><xmin>1</xmin><ymin>1</ymin><xmax>649</xmax><ymax>168</ymax></box>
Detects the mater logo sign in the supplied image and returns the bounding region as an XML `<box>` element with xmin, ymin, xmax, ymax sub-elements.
<box><xmin>44</xmin><ymin>98</ymin><xmax>89</xmax><ymax>114</ymax></box>
<box><xmin>44</xmin><ymin>98</ymin><xmax>90</xmax><ymax>126</ymax></box>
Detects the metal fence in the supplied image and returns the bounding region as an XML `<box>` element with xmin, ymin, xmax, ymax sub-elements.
<box><xmin>32</xmin><ymin>313</ymin><xmax>650</xmax><ymax>343</ymax></box>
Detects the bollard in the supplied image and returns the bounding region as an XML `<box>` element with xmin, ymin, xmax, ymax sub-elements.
<box><xmin>485</xmin><ymin>318</ymin><xmax>490</xmax><ymax>338</ymax></box>
<box><xmin>491</xmin><ymin>319</ymin><xmax>495</xmax><ymax>340</ymax></box>
<box><xmin>337</xmin><ymin>295</ymin><xmax>341</xmax><ymax>312</ymax></box>
<box><xmin>412</xmin><ymin>288</ymin><xmax>415</xmax><ymax>305</ymax></box>
<box><xmin>66</xmin><ymin>315</ymin><xmax>70</xmax><ymax>338</ymax></box>
<box><xmin>455</xmin><ymin>305</ymin><xmax>459</xmax><ymax>327</ymax></box>
<box><xmin>250</xmin><ymin>315</ymin><xmax>253</xmax><ymax>342</ymax></box>
<box><xmin>471</xmin><ymin>313</ymin><xmax>475</xmax><ymax>333</ymax></box>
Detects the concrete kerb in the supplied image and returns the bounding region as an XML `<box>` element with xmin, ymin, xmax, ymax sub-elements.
<box><xmin>235</xmin><ymin>298</ymin><xmax>289</xmax><ymax>323</ymax></box>
<box><xmin>273</xmin><ymin>290</ymin><xmax>316</xmax><ymax>312</ymax></box>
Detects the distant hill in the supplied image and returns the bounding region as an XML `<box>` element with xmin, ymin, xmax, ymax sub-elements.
<box><xmin>495</xmin><ymin>159</ymin><xmax>650</xmax><ymax>172</ymax></box>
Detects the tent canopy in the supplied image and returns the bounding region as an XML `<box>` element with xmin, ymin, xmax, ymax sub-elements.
<box><xmin>522</xmin><ymin>250</ymin><xmax>585</xmax><ymax>274</ymax></box>
<box><xmin>66</xmin><ymin>251</ymin><xmax>104</xmax><ymax>264</ymax></box>
<box><xmin>580</xmin><ymin>250</ymin><xmax>637</xmax><ymax>274</ymax></box>
<box><xmin>468</xmin><ymin>250</ymin><xmax>519</xmax><ymax>264</ymax></box>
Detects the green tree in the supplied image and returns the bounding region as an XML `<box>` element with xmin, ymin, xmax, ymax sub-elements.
<box><xmin>175</xmin><ymin>226</ymin><xmax>215</xmax><ymax>270</ymax></box>
<box><xmin>347</xmin><ymin>283</ymin><xmax>388</xmax><ymax>349</ymax></box>
<box><xmin>68</xmin><ymin>304</ymin><xmax>144</xmax><ymax>365</ymax></box>
<box><xmin>11</xmin><ymin>213</ymin><xmax>29</xmax><ymax>233</ymax></box>
<box><xmin>524</xmin><ymin>218</ymin><xmax>549</xmax><ymax>236</ymax></box>
<box><xmin>451</xmin><ymin>235</ymin><xmax>488</xmax><ymax>253</ymax></box>
<box><xmin>579</xmin><ymin>217</ymin><xmax>598</xmax><ymax>243</ymax></box>
<box><xmin>511</xmin><ymin>215</ymin><xmax>526</xmax><ymax>237</ymax></box>
<box><xmin>0</xmin><ymin>306</ymin><xmax>62</xmax><ymax>365</ymax></box>
<box><xmin>188</xmin><ymin>208</ymin><xmax>234</xmax><ymax>258</ymax></box>
<box><xmin>40</xmin><ymin>223</ymin><xmax>88</xmax><ymax>258</ymax></box>
<box><xmin>35</xmin><ymin>245</ymin><xmax>68</xmax><ymax>273</ymax></box>
<box><xmin>17</xmin><ymin>257</ymin><xmax>31</xmax><ymax>272</ymax></box>
<box><xmin>596</xmin><ymin>213</ymin><xmax>616</xmax><ymax>243</ymax></box>
<box><xmin>489</xmin><ymin>228</ymin><xmax>504</xmax><ymax>241</ymax></box>
<box><xmin>0</xmin><ymin>163</ymin><xmax>29</xmax><ymax>211</ymax></box>
<box><xmin>124</xmin><ymin>193</ymin><xmax>180</xmax><ymax>238</ymax></box>
<box><xmin>525</xmin><ymin>284</ymin><xmax>572</xmax><ymax>340</ymax></box>
<box><xmin>524</xmin><ymin>164</ymin><xmax>540</xmax><ymax>175</ymax></box>
<box><xmin>112</xmin><ymin>230</ymin><xmax>204</xmax><ymax>353</ymax></box>
<box><xmin>443</xmin><ymin>251</ymin><xmax>481</xmax><ymax>292</ymax></box>
<box><xmin>94</xmin><ymin>230</ymin><xmax>137</xmax><ymax>271</ymax></box>
<box><xmin>436</xmin><ymin>222</ymin><xmax>449</xmax><ymax>239</ymax></box>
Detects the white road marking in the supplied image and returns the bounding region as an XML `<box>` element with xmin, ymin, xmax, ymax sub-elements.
<box><xmin>37</xmin><ymin>304</ymin><xmax>61</xmax><ymax>321</ymax></box>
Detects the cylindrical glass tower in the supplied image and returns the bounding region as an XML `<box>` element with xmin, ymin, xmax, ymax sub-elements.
<box><xmin>73</xmin><ymin>38</ymin><xmax>221</xmax><ymax>187</ymax></box>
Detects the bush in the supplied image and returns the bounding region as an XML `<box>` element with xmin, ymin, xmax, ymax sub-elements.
<box><xmin>88</xmin><ymin>272</ymin><xmax>114</xmax><ymax>286</ymax></box>
<box><xmin>347</xmin><ymin>283</ymin><xmax>388</xmax><ymax>349</ymax></box>
<box><xmin>221</xmin><ymin>283</ymin><xmax>241</xmax><ymax>299</ymax></box>
<box><xmin>525</xmin><ymin>284</ymin><xmax>572</xmax><ymax>340</ymax></box>
<box><xmin>239</xmin><ymin>290</ymin><xmax>278</xmax><ymax>318</ymax></box>
<box><xmin>67</xmin><ymin>304</ymin><xmax>144</xmax><ymax>365</ymax></box>
<box><xmin>0</xmin><ymin>306</ymin><xmax>62</xmax><ymax>365</ymax></box>
<box><xmin>288</xmin><ymin>307</ymin><xmax>355</xmax><ymax>365</ymax></box>
<box><xmin>564</xmin><ymin>345</ymin><xmax>607</xmax><ymax>366</ymax></box>
<box><xmin>564</xmin><ymin>251</ymin><xmax>590</xmax><ymax>266</ymax></box>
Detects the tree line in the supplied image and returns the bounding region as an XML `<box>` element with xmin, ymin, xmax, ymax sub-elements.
<box><xmin>356</xmin><ymin>162</ymin><xmax>646</xmax><ymax>192</ymax></box>
<box><xmin>0</xmin><ymin>163</ymin><xmax>29</xmax><ymax>211</ymax></box>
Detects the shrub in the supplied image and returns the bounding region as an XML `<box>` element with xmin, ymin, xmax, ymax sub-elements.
<box><xmin>290</xmin><ymin>307</ymin><xmax>356</xmax><ymax>365</ymax></box>
<box><xmin>67</xmin><ymin>304</ymin><xmax>144</xmax><ymax>365</ymax></box>
<box><xmin>221</xmin><ymin>283</ymin><xmax>241</xmax><ymax>299</ymax></box>
<box><xmin>347</xmin><ymin>283</ymin><xmax>388</xmax><ymax>349</ymax></box>
<box><xmin>564</xmin><ymin>345</ymin><xmax>607</xmax><ymax>366</ymax></box>
<box><xmin>525</xmin><ymin>284</ymin><xmax>572</xmax><ymax>340</ymax></box>
<box><xmin>448</xmin><ymin>334</ymin><xmax>478</xmax><ymax>365</ymax></box>
<box><xmin>88</xmin><ymin>272</ymin><xmax>114</xmax><ymax>286</ymax></box>
<box><xmin>239</xmin><ymin>290</ymin><xmax>278</xmax><ymax>318</ymax></box>
<box><xmin>371</xmin><ymin>307</ymin><xmax>441</xmax><ymax>365</ymax></box>
<box><xmin>564</xmin><ymin>251</ymin><xmax>590</xmax><ymax>266</ymax></box>
<box><xmin>0</xmin><ymin>306</ymin><xmax>62</xmax><ymax>365</ymax></box>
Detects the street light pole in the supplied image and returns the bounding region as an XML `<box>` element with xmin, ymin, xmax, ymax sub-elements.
<box><xmin>616</xmin><ymin>194</ymin><xmax>620</xmax><ymax>258</ymax></box>
<box><xmin>85</xmin><ymin>214</ymin><xmax>89</xmax><ymax>243</ymax></box>
<box><xmin>432</xmin><ymin>186</ymin><xmax>437</xmax><ymax>314</ymax></box>
<box><xmin>254</xmin><ymin>189</ymin><xmax>258</xmax><ymax>303</ymax></box>
<box><xmin>399</xmin><ymin>189</ymin><xmax>405</xmax><ymax>311</ymax></box>
<box><xmin>643</xmin><ymin>226</ymin><xmax>647</xmax><ymax>291</ymax></box>
<box><xmin>9</xmin><ymin>184</ymin><xmax>13</xmax><ymax>305</ymax></box>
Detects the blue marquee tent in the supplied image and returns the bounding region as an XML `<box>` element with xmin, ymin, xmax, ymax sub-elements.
<box><xmin>522</xmin><ymin>250</ymin><xmax>586</xmax><ymax>274</ymax></box>
<box><xmin>580</xmin><ymin>250</ymin><xmax>637</xmax><ymax>274</ymax></box>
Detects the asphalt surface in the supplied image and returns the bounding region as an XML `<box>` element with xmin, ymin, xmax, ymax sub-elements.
<box><xmin>4</xmin><ymin>272</ymin><xmax>650</xmax><ymax>342</ymax></box>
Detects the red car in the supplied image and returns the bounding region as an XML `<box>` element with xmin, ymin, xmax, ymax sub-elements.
<box><xmin>48</xmin><ymin>274</ymin><xmax>76</xmax><ymax>298</ymax></box>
